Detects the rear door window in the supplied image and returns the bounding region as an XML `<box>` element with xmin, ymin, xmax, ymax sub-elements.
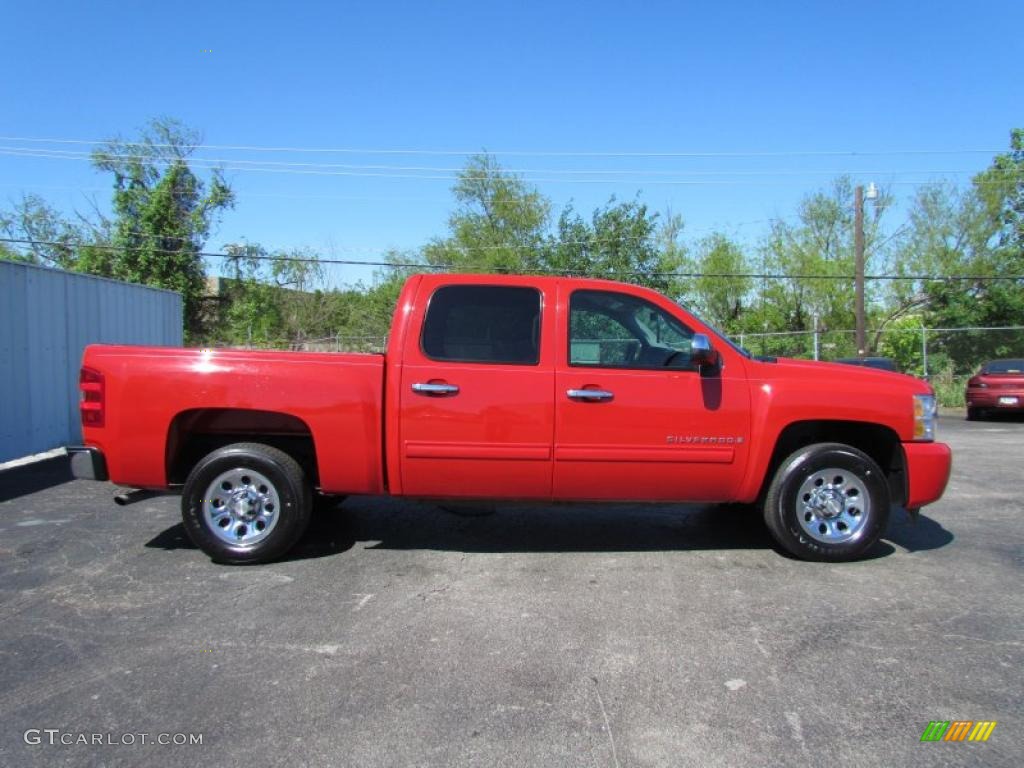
<box><xmin>421</xmin><ymin>285</ymin><xmax>541</xmax><ymax>365</ymax></box>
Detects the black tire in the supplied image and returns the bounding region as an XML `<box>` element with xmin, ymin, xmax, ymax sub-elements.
<box><xmin>966</xmin><ymin>407</ymin><xmax>982</xmax><ymax>421</ymax></box>
<box><xmin>182</xmin><ymin>442</ymin><xmax>312</xmax><ymax>564</ymax></box>
<box><xmin>763</xmin><ymin>442</ymin><xmax>889</xmax><ymax>562</ymax></box>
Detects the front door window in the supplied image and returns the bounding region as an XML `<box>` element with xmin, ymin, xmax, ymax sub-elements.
<box><xmin>569</xmin><ymin>290</ymin><xmax>695</xmax><ymax>369</ymax></box>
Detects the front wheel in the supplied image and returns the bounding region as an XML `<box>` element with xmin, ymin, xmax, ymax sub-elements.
<box><xmin>182</xmin><ymin>442</ymin><xmax>312</xmax><ymax>564</ymax></box>
<box><xmin>763</xmin><ymin>443</ymin><xmax>889</xmax><ymax>562</ymax></box>
<box><xmin>966</xmin><ymin>407</ymin><xmax>982</xmax><ymax>421</ymax></box>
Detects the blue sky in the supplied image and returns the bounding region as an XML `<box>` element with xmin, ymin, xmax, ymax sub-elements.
<box><xmin>1</xmin><ymin>0</ymin><xmax>1021</xmax><ymax>286</ymax></box>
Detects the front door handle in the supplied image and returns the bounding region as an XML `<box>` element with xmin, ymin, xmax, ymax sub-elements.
<box><xmin>412</xmin><ymin>382</ymin><xmax>460</xmax><ymax>396</ymax></box>
<box><xmin>566</xmin><ymin>388</ymin><xmax>614</xmax><ymax>402</ymax></box>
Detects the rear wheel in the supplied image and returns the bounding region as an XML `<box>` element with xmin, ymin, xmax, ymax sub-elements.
<box><xmin>182</xmin><ymin>442</ymin><xmax>312</xmax><ymax>564</ymax></box>
<box><xmin>763</xmin><ymin>443</ymin><xmax>889</xmax><ymax>562</ymax></box>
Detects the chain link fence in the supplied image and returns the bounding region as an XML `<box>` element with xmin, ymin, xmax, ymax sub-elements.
<box><xmin>205</xmin><ymin>335</ymin><xmax>389</xmax><ymax>353</ymax></box>
<box><xmin>737</xmin><ymin>325</ymin><xmax>1024</xmax><ymax>405</ymax></box>
<box><xmin>205</xmin><ymin>326</ymin><xmax>1023</xmax><ymax>407</ymax></box>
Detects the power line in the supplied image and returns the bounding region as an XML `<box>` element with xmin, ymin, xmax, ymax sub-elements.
<box><xmin>0</xmin><ymin>145</ymin><xmax>1011</xmax><ymax>178</ymax></box>
<box><xmin>2</xmin><ymin>148</ymin><xmax>1011</xmax><ymax>187</ymax></box>
<box><xmin>0</xmin><ymin>211</ymin><xmax>860</xmax><ymax>255</ymax></box>
<box><xmin>7</xmin><ymin>217</ymin><xmax>786</xmax><ymax>253</ymax></box>
<box><xmin>3</xmin><ymin>221</ymin><xmax>663</xmax><ymax>252</ymax></box>
<box><xmin>4</xmin><ymin>237</ymin><xmax>1023</xmax><ymax>282</ymax></box>
<box><xmin>0</xmin><ymin>147</ymin><xmax>1011</xmax><ymax>185</ymax></box>
<box><xmin>0</xmin><ymin>134</ymin><xmax>1005</xmax><ymax>158</ymax></box>
<box><xmin>0</xmin><ymin>179</ymin><xmax>561</xmax><ymax>208</ymax></box>
<box><xmin>0</xmin><ymin>189</ymin><xmax>798</xmax><ymax>250</ymax></box>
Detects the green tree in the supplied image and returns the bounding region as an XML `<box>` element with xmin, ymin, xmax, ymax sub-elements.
<box><xmin>268</xmin><ymin>248</ymin><xmax>330</xmax><ymax>347</ymax></box>
<box><xmin>656</xmin><ymin>211</ymin><xmax>692</xmax><ymax>302</ymax></box>
<box><xmin>921</xmin><ymin>130</ymin><xmax>1024</xmax><ymax>369</ymax></box>
<box><xmin>744</xmin><ymin>178</ymin><xmax>893</xmax><ymax>357</ymax></box>
<box><xmin>882</xmin><ymin>185</ymin><xmax>989</xmax><ymax>362</ymax></box>
<box><xmin>323</xmin><ymin>272</ymin><xmax>407</xmax><ymax>350</ymax></box>
<box><xmin>0</xmin><ymin>195</ymin><xmax>91</xmax><ymax>267</ymax></box>
<box><xmin>0</xmin><ymin>207</ymin><xmax>32</xmax><ymax>263</ymax></box>
<box><xmin>0</xmin><ymin>240</ymin><xmax>29</xmax><ymax>263</ymax></box>
<box><xmin>214</xmin><ymin>243</ymin><xmax>337</xmax><ymax>348</ymax></box>
<box><xmin>545</xmin><ymin>197</ymin><xmax>679</xmax><ymax>292</ymax></box>
<box><xmin>335</xmin><ymin>256</ymin><xmax>411</xmax><ymax>343</ymax></box>
<box><xmin>877</xmin><ymin>314</ymin><xmax>928</xmax><ymax>375</ymax></box>
<box><xmin>422</xmin><ymin>155</ymin><xmax>550</xmax><ymax>272</ymax></box>
<box><xmin>687</xmin><ymin>233</ymin><xmax>752</xmax><ymax>329</ymax></box>
<box><xmin>90</xmin><ymin>118</ymin><xmax>234</xmax><ymax>340</ymax></box>
<box><xmin>418</xmin><ymin>155</ymin><xmax>686</xmax><ymax>294</ymax></box>
<box><xmin>216</xmin><ymin>242</ymin><xmax>284</xmax><ymax>346</ymax></box>
<box><xmin>975</xmin><ymin>127</ymin><xmax>1024</xmax><ymax>255</ymax></box>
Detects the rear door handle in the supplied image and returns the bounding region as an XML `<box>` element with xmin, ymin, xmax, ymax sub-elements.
<box><xmin>566</xmin><ymin>388</ymin><xmax>614</xmax><ymax>402</ymax></box>
<box><xmin>412</xmin><ymin>382</ymin><xmax>460</xmax><ymax>396</ymax></box>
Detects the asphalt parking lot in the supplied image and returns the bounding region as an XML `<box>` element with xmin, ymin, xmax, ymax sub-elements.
<box><xmin>1</xmin><ymin>414</ymin><xmax>1021</xmax><ymax>767</ymax></box>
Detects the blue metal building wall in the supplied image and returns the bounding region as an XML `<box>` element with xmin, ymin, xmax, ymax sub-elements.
<box><xmin>0</xmin><ymin>261</ymin><xmax>183</xmax><ymax>462</ymax></box>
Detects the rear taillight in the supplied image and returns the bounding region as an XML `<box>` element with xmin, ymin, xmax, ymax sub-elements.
<box><xmin>80</xmin><ymin>367</ymin><xmax>105</xmax><ymax>428</ymax></box>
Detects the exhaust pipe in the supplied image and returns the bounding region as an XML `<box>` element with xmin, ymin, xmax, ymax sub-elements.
<box><xmin>114</xmin><ymin>489</ymin><xmax>164</xmax><ymax>506</ymax></box>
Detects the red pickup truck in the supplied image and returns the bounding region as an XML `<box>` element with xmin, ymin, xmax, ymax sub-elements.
<box><xmin>70</xmin><ymin>273</ymin><xmax>951</xmax><ymax>564</ymax></box>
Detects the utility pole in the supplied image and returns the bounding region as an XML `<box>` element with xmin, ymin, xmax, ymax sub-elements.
<box><xmin>853</xmin><ymin>183</ymin><xmax>879</xmax><ymax>358</ymax></box>
<box><xmin>854</xmin><ymin>185</ymin><xmax>866</xmax><ymax>358</ymax></box>
<box><xmin>921</xmin><ymin>322</ymin><xmax>929</xmax><ymax>380</ymax></box>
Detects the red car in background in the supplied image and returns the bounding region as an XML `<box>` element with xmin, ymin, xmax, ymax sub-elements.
<box><xmin>966</xmin><ymin>359</ymin><xmax>1024</xmax><ymax>420</ymax></box>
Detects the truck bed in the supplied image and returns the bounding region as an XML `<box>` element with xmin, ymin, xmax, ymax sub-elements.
<box><xmin>80</xmin><ymin>345</ymin><xmax>386</xmax><ymax>494</ymax></box>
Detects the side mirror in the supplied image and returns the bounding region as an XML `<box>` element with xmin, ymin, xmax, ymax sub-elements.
<box><xmin>691</xmin><ymin>334</ymin><xmax>720</xmax><ymax>368</ymax></box>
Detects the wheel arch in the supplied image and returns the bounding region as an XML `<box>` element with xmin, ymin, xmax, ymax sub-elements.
<box><xmin>166</xmin><ymin>408</ymin><xmax>320</xmax><ymax>488</ymax></box>
<box><xmin>758</xmin><ymin>420</ymin><xmax>906</xmax><ymax>507</ymax></box>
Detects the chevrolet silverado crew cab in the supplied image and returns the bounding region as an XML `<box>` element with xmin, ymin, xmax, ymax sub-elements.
<box><xmin>70</xmin><ymin>273</ymin><xmax>952</xmax><ymax>564</ymax></box>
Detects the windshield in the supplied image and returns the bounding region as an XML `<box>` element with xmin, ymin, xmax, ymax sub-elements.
<box><xmin>982</xmin><ymin>359</ymin><xmax>1024</xmax><ymax>374</ymax></box>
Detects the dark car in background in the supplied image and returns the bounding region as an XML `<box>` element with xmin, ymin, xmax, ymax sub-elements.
<box><xmin>965</xmin><ymin>359</ymin><xmax>1024</xmax><ymax>420</ymax></box>
<box><xmin>834</xmin><ymin>356</ymin><xmax>900</xmax><ymax>373</ymax></box>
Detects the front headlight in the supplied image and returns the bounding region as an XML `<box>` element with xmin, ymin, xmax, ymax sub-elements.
<box><xmin>913</xmin><ymin>394</ymin><xmax>937</xmax><ymax>441</ymax></box>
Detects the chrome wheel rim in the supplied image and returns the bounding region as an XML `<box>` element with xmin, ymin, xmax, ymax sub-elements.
<box><xmin>796</xmin><ymin>467</ymin><xmax>870</xmax><ymax>544</ymax></box>
<box><xmin>203</xmin><ymin>468</ymin><xmax>280</xmax><ymax>547</ymax></box>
